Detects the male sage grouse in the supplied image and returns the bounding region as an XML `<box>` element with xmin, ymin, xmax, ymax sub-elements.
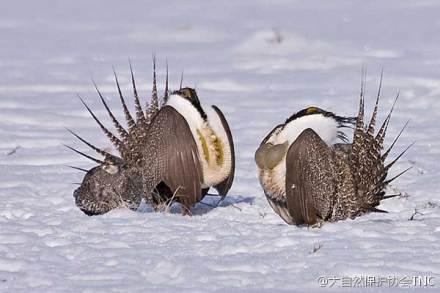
<box><xmin>255</xmin><ymin>75</ymin><xmax>410</xmax><ymax>226</ymax></box>
<box><xmin>68</xmin><ymin>61</ymin><xmax>235</xmax><ymax>216</ymax></box>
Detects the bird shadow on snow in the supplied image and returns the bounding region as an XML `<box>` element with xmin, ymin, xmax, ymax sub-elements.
<box><xmin>136</xmin><ymin>194</ymin><xmax>255</xmax><ymax>216</ymax></box>
<box><xmin>193</xmin><ymin>194</ymin><xmax>255</xmax><ymax>216</ymax></box>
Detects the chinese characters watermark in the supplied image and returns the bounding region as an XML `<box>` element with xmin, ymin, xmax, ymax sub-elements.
<box><xmin>317</xmin><ymin>275</ymin><xmax>436</xmax><ymax>288</ymax></box>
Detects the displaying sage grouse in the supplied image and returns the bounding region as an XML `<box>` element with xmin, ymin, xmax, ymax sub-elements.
<box><xmin>255</xmin><ymin>77</ymin><xmax>410</xmax><ymax>226</ymax></box>
<box><xmin>68</xmin><ymin>61</ymin><xmax>235</xmax><ymax>216</ymax></box>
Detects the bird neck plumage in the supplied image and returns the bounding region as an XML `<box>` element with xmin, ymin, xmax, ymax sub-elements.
<box><xmin>270</xmin><ymin>114</ymin><xmax>340</xmax><ymax>146</ymax></box>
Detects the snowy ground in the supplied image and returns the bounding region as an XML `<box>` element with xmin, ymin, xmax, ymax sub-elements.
<box><xmin>1</xmin><ymin>1</ymin><xmax>440</xmax><ymax>292</ymax></box>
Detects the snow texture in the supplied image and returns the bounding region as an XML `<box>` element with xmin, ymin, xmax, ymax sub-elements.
<box><xmin>1</xmin><ymin>0</ymin><xmax>439</xmax><ymax>292</ymax></box>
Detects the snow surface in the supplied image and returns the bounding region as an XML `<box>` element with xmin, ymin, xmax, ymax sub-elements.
<box><xmin>1</xmin><ymin>0</ymin><xmax>440</xmax><ymax>292</ymax></box>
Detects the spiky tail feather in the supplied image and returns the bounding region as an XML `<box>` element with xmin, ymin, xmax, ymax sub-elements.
<box><xmin>68</xmin><ymin>60</ymin><xmax>168</xmax><ymax>167</ymax></box>
<box><xmin>349</xmin><ymin>73</ymin><xmax>411</xmax><ymax>214</ymax></box>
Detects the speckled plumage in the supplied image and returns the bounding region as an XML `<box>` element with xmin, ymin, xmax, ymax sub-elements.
<box><xmin>256</xmin><ymin>77</ymin><xmax>409</xmax><ymax>226</ymax></box>
<box><xmin>73</xmin><ymin>165</ymin><xmax>143</xmax><ymax>216</ymax></box>
<box><xmin>69</xmin><ymin>61</ymin><xmax>235</xmax><ymax>216</ymax></box>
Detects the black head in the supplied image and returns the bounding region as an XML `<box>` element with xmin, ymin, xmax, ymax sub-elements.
<box><xmin>285</xmin><ymin>107</ymin><xmax>328</xmax><ymax>123</ymax></box>
<box><xmin>173</xmin><ymin>87</ymin><xmax>200</xmax><ymax>104</ymax></box>
<box><xmin>172</xmin><ymin>87</ymin><xmax>207</xmax><ymax>120</ymax></box>
<box><xmin>73</xmin><ymin>164</ymin><xmax>143</xmax><ymax>216</ymax></box>
<box><xmin>285</xmin><ymin>106</ymin><xmax>355</xmax><ymax>127</ymax></box>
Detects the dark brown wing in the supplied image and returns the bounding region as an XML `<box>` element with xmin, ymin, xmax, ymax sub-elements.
<box><xmin>285</xmin><ymin>128</ymin><xmax>336</xmax><ymax>225</ymax></box>
<box><xmin>211</xmin><ymin>105</ymin><xmax>235</xmax><ymax>197</ymax></box>
<box><xmin>143</xmin><ymin>106</ymin><xmax>203</xmax><ymax>207</ymax></box>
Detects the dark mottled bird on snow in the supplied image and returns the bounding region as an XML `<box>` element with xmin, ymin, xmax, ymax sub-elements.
<box><xmin>68</xmin><ymin>61</ymin><xmax>235</xmax><ymax>216</ymax></box>
<box><xmin>255</xmin><ymin>74</ymin><xmax>410</xmax><ymax>226</ymax></box>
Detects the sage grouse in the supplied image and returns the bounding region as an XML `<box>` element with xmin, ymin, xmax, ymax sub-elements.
<box><xmin>68</xmin><ymin>62</ymin><xmax>235</xmax><ymax>216</ymax></box>
<box><xmin>255</xmin><ymin>77</ymin><xmax>410</xmax><ymax>226</ymax></box>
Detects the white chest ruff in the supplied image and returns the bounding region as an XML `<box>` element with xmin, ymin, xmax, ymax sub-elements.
<box><xmin>166</xmin><ymin>95</ymin><xmax>232</xmax><ymax>188</ymax></box>
<box><xmin>259</xmin><ymin>155</ymin><xmax>287</xmax><ymax>200</ymax></box>
<box><xmin>258</xmin><ymin>114</ymin><xmax>340</xmax><ymax>199</ymax></box>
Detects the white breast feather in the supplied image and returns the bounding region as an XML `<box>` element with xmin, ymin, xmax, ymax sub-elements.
<box><xmin>166</xmin><ymin>94</ymin><xmax>205</xmax><ymax>132</ymax></box>
<box><xmin>261</xmin><ymin>114</ymin><xmax>340</xmax><ymax>198</ymax></box>
<box><xmin>268</xmin><ymin>114</ymin><xmax>339</xmax><ymax>146</ymax></box>
<box><xmin>166</xmin><ymin>94</ymin><xmax>231</xmax><ymax>188</ymax></box>
<box><xmin>205</xmin><ymin>107</ymin><xmax>232</xmax><ymax>187</ymax></box>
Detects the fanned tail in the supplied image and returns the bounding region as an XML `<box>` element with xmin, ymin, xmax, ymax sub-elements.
<box><xmin>92</xmin><ymin>80</ymin><xmax>129</xmax><ymax>141</ymax></box>
<box><xmin>77</xmin><ymin>95</ymin><xmax>126</xmax><ymax>155</ymax></box>
<box><xmin>67</xmin><ymin>165</ymin><xmax>88</xmax><ymax>172</ymax></box>
<box><xmin>65</xmin><ymin>144</ymin><xmax>104</xmax><ymax>165</ymax></box>
<box><xmin>129</xmin><ymin>61</ymin><xmax>147</xmax><ymax>127</ymax></box>
<box><xmin>162</xmin><ymin>60</ymin><xmax>169</xmax><ymax>105</ymax></box>
<box><xmin>69</xmin><ymin>60</ymin><xmax>167</xmax><ymax>167</ymax></box>
<box><xmin>349</xmin><ymin>74</ymin><xmax>410</xmax><ymax>214</ymax></box>
<box><xmin>112</xmin><ymin>68</ymin><xmax>136</xmax><ymax>132</ymax></box>
<box><xmin>148</xmin><ymin>55</ymin><xmax>160</xmax><ymax>118</ymax></box>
